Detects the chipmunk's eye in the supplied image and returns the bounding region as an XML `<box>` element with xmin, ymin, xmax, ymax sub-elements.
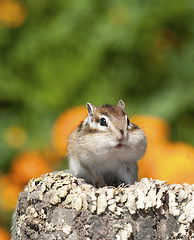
<box><xmin>127</xmin><ymin>117</ymin><xmax>130</xmax><ymax>126</ymax></box>
<box><xmin>100</xmin><ymin>118</ymin><xmax>107</xmax><ymax>127</ymax></box>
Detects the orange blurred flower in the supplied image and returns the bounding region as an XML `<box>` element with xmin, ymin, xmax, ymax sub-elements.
<box><xmin>0</xmin><ymin>174</ymin><xmax>22</xmax><ymax>211</ymax></box>
<box><xmin>52</xmin><ymin>106</ymin><xmax>87</xmax><ymax>156</ymax></box>
<box><xmin>131</xmin><ymin>114</ymin><xmax>170</xmax><ymax>146</ymax></box>
<box><xmin>0</xmin><ymin>226</ymin><xmax>10</xmax><ymax>240</ymax></box>
<box><xmin>139</xmin><ymin>142</ymin><xmax>194</xmax><ymax>185</ymax></box>
<box><xmin>0</xmin><ymin>0</ymin><xmax>26</xmax><ymax>28</ymax></box>
<box><xmin>43</xmin><ymin>146</ymin><xmax>62</xmax><ymax>164</ymax></box>
<box><xmin>133</xmin><ymin>115</ymin><xmax>194</xmax><ymax>184</ymax></box>
<box><xmin>10</xmin><ymin>151</ymin><xmax>52</xmax><ymax>186</ymax></box>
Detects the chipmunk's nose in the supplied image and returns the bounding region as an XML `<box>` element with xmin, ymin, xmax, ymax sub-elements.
<box><xmin>117</xmin><ymin>129</ymin><xmax>124</xmax><ymax>141</ymax></box>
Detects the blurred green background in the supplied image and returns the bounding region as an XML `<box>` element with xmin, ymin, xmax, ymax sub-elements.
<box><xmin>1</xmin><ymin>0</ymin><xmax>194</xmax><ymax>172</ymax></box>
<box><xmin>0</xmin><ymin>0</ymin><xmax>194</xmax><ymax>170</ymax></box>
<box><xmin>0</xmin><ymin>0</ymin><xmax>194</xmax><ymax>235</ymax></box>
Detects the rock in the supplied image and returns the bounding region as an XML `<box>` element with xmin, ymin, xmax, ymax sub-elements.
<box><xmin>11</xmin><ymin>171</ymin><xmax>194</xmax><ymax>240</ymax></box>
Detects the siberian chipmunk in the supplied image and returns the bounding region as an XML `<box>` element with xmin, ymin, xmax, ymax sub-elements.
<box><xmin>67</xmin><ymin>100</ymin><xmax>147</xmax><ymax>187</ymax></box>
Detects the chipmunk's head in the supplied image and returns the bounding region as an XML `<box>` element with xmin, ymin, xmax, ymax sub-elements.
<box><xmin>86</xmin><ymin>100</ymin><xmax>128</xmax><ymax>143</ymax></box>
<box><xmin>85</xmin><ymin>100</ymin><xmax>147</xmax><ymax>159</ymax></box>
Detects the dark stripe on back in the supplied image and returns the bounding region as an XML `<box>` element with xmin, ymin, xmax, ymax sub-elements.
<box><xmin>130</xmin><ymin>123</ymin><xmax>139</xmax><ymax>131</ymax></box>
<box><xmin>77</xmin><ymin>121</ymin><xmax>83</xmax><ymax>132</ymax></box>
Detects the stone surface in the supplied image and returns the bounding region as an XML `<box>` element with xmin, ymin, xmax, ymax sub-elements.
<box><xmin>11</xmin><ymin>171</ymin><xmax>194</xmax><ymax>240</ymax></box>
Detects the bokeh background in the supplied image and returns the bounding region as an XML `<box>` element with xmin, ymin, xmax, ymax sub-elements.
<box><xmin>0</xmin><ymin>0</ymin><xmax>194</xmax><ymax>237</ymax></box>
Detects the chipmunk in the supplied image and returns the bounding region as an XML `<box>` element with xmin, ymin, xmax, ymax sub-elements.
<box><xmin>67</xmin><ymin>100</ymin><xmax>147</xmax><ymax>187</ymax></box>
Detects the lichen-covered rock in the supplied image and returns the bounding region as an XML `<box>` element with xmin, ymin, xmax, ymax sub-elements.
<box><xmin>11</xmin><ymin>171</ymin><xmax>194</xmax><ymax>240</ymax></box>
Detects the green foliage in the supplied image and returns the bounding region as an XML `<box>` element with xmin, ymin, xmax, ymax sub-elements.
<box><xmin>0</xmin><ymin>0</ymin><xmax>194</xmax><ymax>169</ymax></box>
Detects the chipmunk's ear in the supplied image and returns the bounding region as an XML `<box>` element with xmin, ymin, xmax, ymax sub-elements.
<box><xmin>118</xmin><ymin>100</ymin><xmax>125</xmax><ymax>110</ymax></box>
<box><xmin>86</xmin><ymin>103</ymin><xmax>96</xmax><ymax>121</ymax></box>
